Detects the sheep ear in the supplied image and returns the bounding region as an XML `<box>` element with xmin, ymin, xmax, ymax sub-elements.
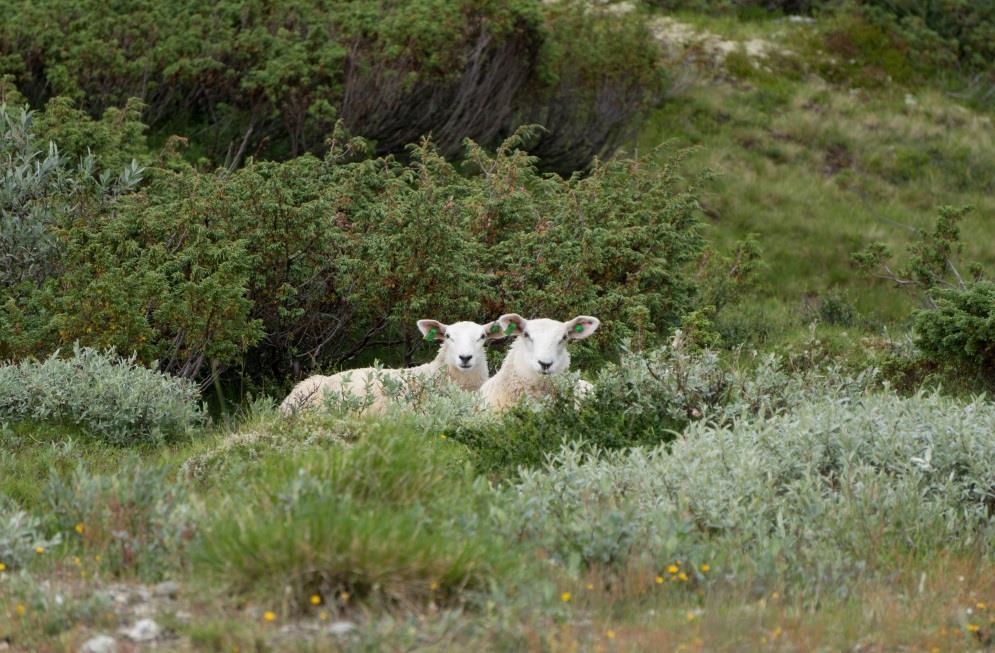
<box><xmin>483</xmin><ymin>321</ymin><xmax>505</xmax><ymax>340</ymax></box>
<box><xmin>497</xmin><ymin>313</ymin><xmax>527</xmax><ymax>337</ymax></box>
<box><xmin>416</xmin><ymin>319</ymin><xmax>447</xmax><ymax>342</ymax></box>
<box><xmin>566</xmin><ymin>316</ymin><xmax>600</xmax><ymax>341</ymax></box>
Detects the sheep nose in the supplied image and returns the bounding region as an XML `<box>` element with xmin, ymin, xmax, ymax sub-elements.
<box><xmin>538</xmin><ymin>360</ymin><xmax>553</xmax><ymax>371</ymax></box>
<box><xmin>459</xmin><ymin>355</ymin><xmax>473</xmax><ymax>364</ymax></box>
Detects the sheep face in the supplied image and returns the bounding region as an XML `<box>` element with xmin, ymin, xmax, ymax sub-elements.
<box><xmin>417</xmin><ymin>319</ymin><xmax>500</xmax><ymax>375</ymax></box>
<box><xmin>498</xmin><ymin>314</ymin><xmax>601</xmax><ymax>377</ymax></box>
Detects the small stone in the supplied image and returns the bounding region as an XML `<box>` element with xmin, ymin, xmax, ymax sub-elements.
<box><xmin>153</xmin><ymin>580</ymin><xmax>180</xmax><ymax>599</ymax></box>
<box><xmin>119</xmin><ymin>618</ymin><xmax>161</xmax><ymax>642</ymax></box>
<box><xmin>80</xmin><ymin>635</ymin><xmax>118</xmax><ymax>653</ymax></box>
<box><xmin>327</xmin><ymin>621</ymin><xmax>357</xmax><ymax>636</ymax></box>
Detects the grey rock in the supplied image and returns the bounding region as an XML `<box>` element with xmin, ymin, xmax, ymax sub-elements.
<box><xmin>119</xmin><ymin>618</ymin><xmax>161</xmax><ymax>642</ymax></box>
<box><xmin>80</xmin><ymin>635</ymin><xmax>117</xmax><ymax>653</ymax></box>
<box><xmin>327</xmin><ymin>621</ymin><xmax>357</xmax><ymax>636</ymax></box>
<box><xmin>153</xmin><ymin>580</ymin><xmax>180</xmax><ymax>599</ymax></box>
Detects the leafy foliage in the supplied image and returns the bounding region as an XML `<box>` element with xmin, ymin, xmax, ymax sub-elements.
<box><xmin>450</xmin><ymin>341</ymin><xmax>876</xmax><ymax>478</ymax></box>
<box><xmin>3</xmin><ymin>118</ymin><xmax>705</xmax><ymax>388</ymax></box>
<box><xmin>0</xmin><ymin>0</ymin><xmax>664</xmax><ymax>173</ymax></box>
<box><xmin>855</xmin><ymin>206</ymin><xmax>992</xmax><ymax>381</ymax></box>
<box><xmin>0</xmin><ymin>345</ymin><xmax>204</xmax><ymax>445</ymax></box>
<box><xmin>502</xmin><ymin>391</ymin><xmax>995</xmax><ymax>580</ymax></box>
<box><xmin>913</xmin><ymin>281</ymin><xmax>995</xmax><ymax>378</ymax></box>
<box><xmin>0</xmin><ymin>104</ymin><xmax>142</xmax><ymax>290</ymax></box>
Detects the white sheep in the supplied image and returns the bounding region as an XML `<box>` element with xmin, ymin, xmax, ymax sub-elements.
<box><xmin>280</xmin><ymin>319</ymin><xmax>503</xmax><ymax>415</ymax></box>
<box><xmin>479</xmin><ymin>313</ymin><xmax>600</xmax><ymax>411</ymax></box>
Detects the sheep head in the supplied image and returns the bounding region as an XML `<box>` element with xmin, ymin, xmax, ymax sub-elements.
<box><xmin>417</xmin><ymin>319</ymin><xmax>502</xmax><ymax>375</ymax></box>
<box><xmin>497</xmin><ymin>313</ymin><xmax>600</xmax><ymax>377</ymax></box>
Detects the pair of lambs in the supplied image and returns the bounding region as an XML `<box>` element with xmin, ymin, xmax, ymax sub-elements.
<box><xmin>279</xmin><ymin>313</ymin><xmax>600</xmax><ymax>415</ymax></box>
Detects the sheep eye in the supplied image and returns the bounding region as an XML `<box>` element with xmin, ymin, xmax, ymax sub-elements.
<box><xmin>523</xmin><ymin>332</ymin><xmax>530</xmax><ymax>339</ymax></box>
<box><xmin>445</xmin><ymin>334</ymin><xmax>451</xmax><ymax>339</ymax></box>
<box><xmin>479</xmin><ymin>334</ymin><xmax>485</xmax><ymax>340</ymax></box>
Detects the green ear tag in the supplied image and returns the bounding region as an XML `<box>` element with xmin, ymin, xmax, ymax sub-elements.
<box><xmin>504</xmin><ymin>322</ymin><xmax>517</xmax><ymax>336</ymax></box>
<box><xmin>574</xmin><ymin>324</ymin><xmax>584</xmax><ymax>333</ymax></box>
<box><xmin>490</xmin><ymin>323</ymin><xmax>500</xmax><ymax>334</ymax></box>
<box><xmin>425</xmin><ymin>327</ymin><xmax>437</xmax><ymax>341</ymax></box>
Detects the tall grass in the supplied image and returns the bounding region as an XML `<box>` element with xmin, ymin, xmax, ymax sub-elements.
<box><xmin>192</xmin><ymin>421</ymin><xmax>515</xmax><ymax>611</ymax></box>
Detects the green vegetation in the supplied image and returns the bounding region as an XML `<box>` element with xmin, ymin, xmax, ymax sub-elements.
<box><xmin>2</xmin><ymin>0</ymin><xmax>995</xmax><ymax>650</ymax></box>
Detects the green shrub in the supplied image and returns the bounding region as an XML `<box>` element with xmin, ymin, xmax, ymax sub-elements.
<box><xmin>0</xmin><ymin>345</ymin><xmax>204</xmax><ymax>445</ymax></box>
<box><xmin>0</xmin><ymin>0</ymin><xmax>663</xmax><ymax>173</ymax></box>
<box><xmin>0</xmin><ymin>104</ymin><xmax>142</xmax><ymax>291</ymax></box>
<box><xmin>913</xmin><ymin>281</ymin><xmax>995</xmax><ymax>379</ymax></box>
<box><xmin>855</xmin><ymin>206</ymin><xmax>992</xmax><ymax>384</ymax></box>
<box><xmin>192</xmin><ymin>423</ymin><xmax>514</xmax><ymax>610</ymax></box>
<box><xmin>501</xmin><ymin>391</ymin><xmax>995</xmax><ymax>582</ymax></box>
<box><xmin>44</xmin><ymin>460</ymin><xmax>195</xmax><ymax>579</ymax></box>
<box><xmin>0</xmin><ymin>495</ymin><xmax>60</xmax><ymax>570</ymax></box>
<box><xmin>5</xmin><ymin>124</ymin><xmax>704</xmax><ymax>387</ymax></box>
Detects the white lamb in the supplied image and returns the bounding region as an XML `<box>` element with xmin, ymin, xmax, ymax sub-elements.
<box><xmin>280</xmin><ymin>319</ymin><xmax>503</xmax><ymax>415</ymax></box>
<box><xmin>479</xmin><ymin>313</ymin><xmax>600</xmax><ymax>412</ymax></box>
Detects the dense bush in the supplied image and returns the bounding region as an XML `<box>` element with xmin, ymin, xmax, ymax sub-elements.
<box><xmin>913</xmin><ymin>281</ymin><xmax>995</xmax><ymax>379</ymax></box>
<box><xmin>193</xmin><ymin>423</ymin><xmax>512</xmax><ymax>610</ymax></box>
<box><xmin>0</xmin><ymin>345</ymin><xmax>204</xmax><ymax>445</ymax></box>
<box><xmin>0</xmin><ymin>0</ymin><xmax>664</xmax><ymax>173</ymax></box>
<box><xmin>0</xmin><ymin>104</ymin><xmax>142</xmax><ymax>290</ymax></box>
<box><xmin>3</xmin><ymin>120</ymin><xmax>704</xmax><ymax>387</ymax></box>
<box><xmin>500</xmin><ymin>391</ymin><xmax>995</xmax><ymax>581</ymax></box>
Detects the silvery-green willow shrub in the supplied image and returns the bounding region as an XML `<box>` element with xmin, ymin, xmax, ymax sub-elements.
<box><xmin>450</xmin><ymin>340</ymin><xmax>877</xmax><ymax>478</ymax></box>
<box><xmin>500</xmin><ymin>391</ymin><xmax>995</xmax><ymax>586</ymax></box>
<box><xmin>0</xmin><ymin>345</ymin><xmax>203</xmax><ymax>445</ymax></box>
<box><xmin>45</xmin><ymin>461</ymin><xmax>196</xmax><ymax>580</ymax></box>
<box><xmin>0</xmin><ymin>495</ymin><xmax>61</xmax><ymax>570</ymax></box>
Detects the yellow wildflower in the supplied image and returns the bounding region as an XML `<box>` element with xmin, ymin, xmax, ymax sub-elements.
<box><xmin>319</xmin><ymin>611</ymin><xmax>328</xmax><ymax>621</ymax></box>
<box><xmin>339</xmin><ymin>591</ymin><xmax>350</xmax><ymax>603</ymax></box>
<box><xmin>310</xmin><ymin>594</ymin><xmax>321</xmax><ymax>606</ymax></box>
<box><xmin>15</xmin><ymin>604</ymin><xmax>26</xmax><ymax>616</ymax></box>
<box><xmin>700</xmin><ymin>564</ymin><xmax>710</xmax><ymax>573</ymax></box>
<box><xmin>430</xmin><ymin>581</ymin><xmax>440</xmax><ymax>591</ymax></box>
<box><xmin>606</xmin><ymin>630</ymin><xmax>616</xmax><ymax>639</ymax></box>
<box><xmin>678</xmin><ymin>572</ymin><xmax>688</xmax><ymax>582</ymax></box>
<box><xmin>586</xmin><ymin>583</ymin><xmax>594</xmax><ymax>590</ymax></box>
<box><xmin>977</xmin><ymin>603</ymin><xmax>987</xmax><ymax>611</ymax></box>
<box><xmin>686</xmin><ymin>611</ymin><xmax>697</xmax><ymax>623</ymax></box>
<box><xmin>0</xmin><ymin>562</ymin><xmax>6</xmax><ymax>572</ymax></box>
<box><xmin>561</xmin><ymin>592</ymin><xmax>572</xmax><ymax>603</ymax></box>
<box><xmin>967</xmin><ymin>624</ymin><xmax>980</xmax><ymax>633</ymax></box>
<box><xmin>75</xmin><ymin>523</ymin><xmax>85</xmax><ymax>535</ymax></box>
<box><xmin>655</xmin><ymin>576</ymin><xmax>664</xmax><ymax>584</ymax></box>
<box><xmin>35</xmin><ymin>546</ymin><xmax>45</xmax><ymax>554</ymax></box>
<box><xmin>263</xmin><ymin>611</ymin><xmax>277</xmax><ymax>622</ymax></box>
<box><xmin>667</xmin><ymin>564</ymin><xmax>679</xmax><ymax>574</ymax></box>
